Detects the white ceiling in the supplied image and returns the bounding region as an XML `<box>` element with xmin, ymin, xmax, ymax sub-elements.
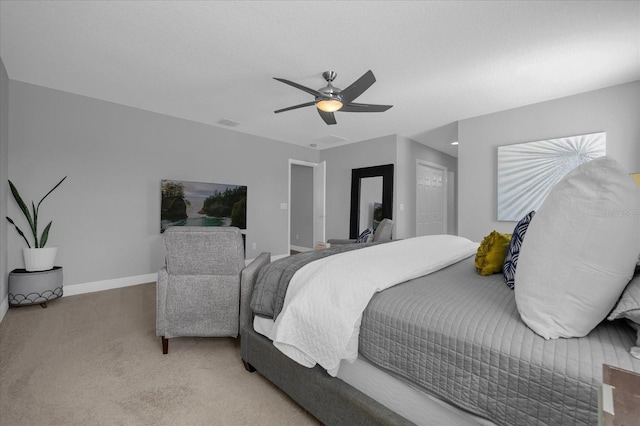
<box><xmin>1</xmin><ymin>1</ymin><xmax>638</xmax><ymax>157</ymax></box>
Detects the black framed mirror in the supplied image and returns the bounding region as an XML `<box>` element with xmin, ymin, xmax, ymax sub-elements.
<box><xmin>349</xmin><ymin>164</ymin><xmax>394</xmax><ymax>239</ymax></box>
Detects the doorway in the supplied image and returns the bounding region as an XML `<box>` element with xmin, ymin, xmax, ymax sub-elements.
<box><xmin>289</xmin><ymin>160</ymin><xmax>326</xmax><ymax>254</ymax></box>
<box><xmin>416</xmin><ymin>161</ymin><xmax>447</xmax><ymax>236</ymax></box>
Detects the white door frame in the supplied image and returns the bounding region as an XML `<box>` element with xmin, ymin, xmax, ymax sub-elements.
<box><xmin>288</xmin><ymin>159</ymin><xmax>326</xmax><ymax>254</ymax></box>
<box><xmin>416</xmin><ymin>160</ymin><xmax>448</xmax><ymax>236</ymax></box>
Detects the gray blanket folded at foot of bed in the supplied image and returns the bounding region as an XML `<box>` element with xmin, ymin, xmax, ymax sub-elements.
<box><xmin>250</xmin><ymin>243</ymin><xmax>378</xmax><ymax>319</ymax></box>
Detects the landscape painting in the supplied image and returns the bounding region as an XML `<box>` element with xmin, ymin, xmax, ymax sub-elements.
<box><xmin>161</xmin><ymin>179</ymin><xmax>247</xmax><ymax>233</ymax></box>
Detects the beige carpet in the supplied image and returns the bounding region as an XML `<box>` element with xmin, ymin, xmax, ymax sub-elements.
<box><xmin>0</xmin><ymin>283</ymin><xmax>320</xmax><ymax>426</ymax></box>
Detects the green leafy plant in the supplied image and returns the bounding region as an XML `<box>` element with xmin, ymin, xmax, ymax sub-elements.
<box><xmin>6</xmin><ymin>176</ymin><xmax>67</xmax><ymax>248</ymax></box>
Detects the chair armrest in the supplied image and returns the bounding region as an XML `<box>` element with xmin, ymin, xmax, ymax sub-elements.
<box><xmin>240</xmin><ymin>252</ymin><xmax>271</xmax><ymax>333</ymax></box>
<box><xmin>327</xmin><ymin>238</ymin><xmax>357</xmax><ymax>245</ymax></box>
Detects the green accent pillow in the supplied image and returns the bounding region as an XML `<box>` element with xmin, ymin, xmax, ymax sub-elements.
<box><xmin>475</xmin><ymin>231</ymin><xmax>512</xmax><ymax>276</ymax></box>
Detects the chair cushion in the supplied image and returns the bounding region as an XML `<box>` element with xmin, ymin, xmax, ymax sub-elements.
<box><xmin>164</xmin><ymin>226</ymin><xmax>245</xmax><ymax>275</ymax></box>
<box><xmin>372</xmin><ymin>219</ymin><xmax>394</xmax><ymax>242</ymax></box>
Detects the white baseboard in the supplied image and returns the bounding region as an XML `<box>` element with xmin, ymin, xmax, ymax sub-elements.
<box><xmin>290</xmin><ymin>245</ymin><xmax>313</xmax><ymax>253</ymax></box>
<box><xmin>1</xmin><ymin>273</ymin><xmax>155</xmax><ymax>324</ymax></box>
<box><xmin>63</xmin><ymin>273</ymin><xmax>158</xmax><ymax>297</ymax></box>
<box><xmin>0</xmin><ymin>297</ymin><xmax>8</xmax><ymax>324</ymax></box>
<box><xmin>2</xmin><ymin>253</ymin><xmax>297</xmax><ymax>320</ymax></box>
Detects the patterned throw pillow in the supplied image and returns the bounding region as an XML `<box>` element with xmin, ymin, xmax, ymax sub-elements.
<box><xmin>503</xmin><ymin>211</ymin><xmax>535</xmax><ymax>289</ymax></box>
<box><xmin>355</xmin><ymin>228</ymin><xmax>373</xmax><ymax>243</ymax></box>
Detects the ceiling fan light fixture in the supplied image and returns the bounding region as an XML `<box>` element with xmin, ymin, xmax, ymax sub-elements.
<box><xmin>316</xmin><ymin>99</ymin><xmax>343</xmax><ymax>113</ymax></box>
<box><xmin>273</xmin><ymin>70</ymin><xmax>391</xmax><ymax>124</ymax></box>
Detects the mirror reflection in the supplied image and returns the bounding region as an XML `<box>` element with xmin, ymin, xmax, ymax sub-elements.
<box><xmin>359</xmin><ymin>176</ymin><xmax>383</xmax><ymax>233</ymax></box>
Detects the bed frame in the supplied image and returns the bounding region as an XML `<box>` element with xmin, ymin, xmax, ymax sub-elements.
<box><xmin>238</xmin><ymin>252</ymin><xmax>411</xmax><ymax>425</ymax></box>
<box><xmin>240</xmin><ymin>325</ymin><xmax>412</xmax><ymax>425</ymax></box>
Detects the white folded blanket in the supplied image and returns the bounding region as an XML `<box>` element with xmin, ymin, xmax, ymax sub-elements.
<box><xmin>272</xmin><ymin>234</ymin><xmax>479</xmax><ymax>376</ymax></box>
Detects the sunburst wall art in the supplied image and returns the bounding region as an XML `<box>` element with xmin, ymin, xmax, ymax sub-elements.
<box><xmin>497</xmin><ymin>132</ymin><xmax>606</xmax><ymax>221</ymax></box>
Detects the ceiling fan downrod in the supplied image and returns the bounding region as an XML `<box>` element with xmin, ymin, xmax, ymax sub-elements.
<box><xmin>318</xmin><ymin>71</ymin><xmax>341</xmax><ymax>100</ymax></box>
<box><xmin>322</xmin><ymin>70</ymin><xmax>338</xmax><ymax>83</ymax></box>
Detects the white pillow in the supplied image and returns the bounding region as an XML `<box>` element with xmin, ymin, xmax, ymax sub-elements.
<box><xmin>514</xmin><ymin>156</ymin><xmax>640</xmax><ymax>339</ymax></box>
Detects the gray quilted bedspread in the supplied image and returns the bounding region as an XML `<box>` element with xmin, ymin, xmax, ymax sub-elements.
<box><xmin>359</xmin><ymin>256</ymin><xmax>640</xmax><ymax>426</ymax></box>
<box><xmin>250</xmin><ymin>243</ymin><xmax>376</xmax><ymax>319</ymax></box>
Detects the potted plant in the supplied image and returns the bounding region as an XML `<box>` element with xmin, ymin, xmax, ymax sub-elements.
<box><xmin>6</xmin><ymin>176</ymin><xmax>67</xmax><ymax>271</ymax></box>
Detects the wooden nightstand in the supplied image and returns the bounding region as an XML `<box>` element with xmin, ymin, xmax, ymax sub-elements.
<box><xmin>599</xmin><ymin>364</ymin><xmax>640</xmax><ymax>426</ymax></box>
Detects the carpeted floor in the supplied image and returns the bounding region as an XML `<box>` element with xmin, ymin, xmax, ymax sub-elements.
<box><xmin>0</xmin><ymin>283</ymin><xmax>320</xmax><ymax>426</ymax></box>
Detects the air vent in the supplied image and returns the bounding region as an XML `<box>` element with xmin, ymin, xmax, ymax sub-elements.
<box><xmin>217</xmin><ymin>118</ymin><xmax>241</xmax><ymax>127</ymax></box>
<box><xmin>313</xmin><ymin>135</ymin><xmax>348</xmax><ymax>145</ymax></box>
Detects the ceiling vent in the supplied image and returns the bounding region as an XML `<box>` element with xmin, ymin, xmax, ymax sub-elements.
<box><xmin>217</xmin><ymin>118</ymin><xmax>241</xmax><ymax>128</ymax></box>
<box><xmin>313</xmin><ymin>135</ymin><xmax>348</xmax><ymax>145</ymax></box>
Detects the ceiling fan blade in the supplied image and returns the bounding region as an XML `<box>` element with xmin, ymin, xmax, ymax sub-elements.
<box><xmin>274</xmin><ymin>101</ymin><xmax>316</xmax><ymax>114</ymax></box>
<box><xmin>340</xmin><ymin>102</ymin><xmax>393</xmax><ymax>113</ymax></box>
<box><xmin>318</xmin><ymin>109</ymin><xmax>337</xmax><ymax>125</ymax></box>
<box><xmin>273</xmin><ymin>77</ymin><xmax>325</xmax><ymax>98</ymax></box>
<box><xmin>339</xmin><ymin>70</ymin><xmax>376</xmax><ymax>104</ymax></box>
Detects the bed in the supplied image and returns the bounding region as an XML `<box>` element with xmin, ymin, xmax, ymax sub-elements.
<box><xmin>239</xmin><ymin>157</ymin><xmax>640</xmax><ymax>425</ymax></box>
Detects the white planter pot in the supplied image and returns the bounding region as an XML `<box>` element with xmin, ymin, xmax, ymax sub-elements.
<box><xmin>23</xmin><ymin>247</ymin><xmax>58</xmax><ymax>272</ymax></box>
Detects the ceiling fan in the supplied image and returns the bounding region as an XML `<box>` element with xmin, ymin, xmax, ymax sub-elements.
<box><xmin>273</xmin><ymin>70</ymin><xmax>392</xmax><ymax>125</ymax></box>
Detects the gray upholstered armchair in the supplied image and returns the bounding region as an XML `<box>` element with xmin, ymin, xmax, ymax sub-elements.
<box><xmin>156</xmin><ymin>226</ymin><xmax>269</xmax><ymax>354</ymax></box>
<box><xmin>327</xmin><ymin>218</ymin><xmax>395</xmax><ymax>246</ymax></box>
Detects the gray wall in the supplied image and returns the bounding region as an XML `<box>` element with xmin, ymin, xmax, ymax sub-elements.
<box><xmin>0</xmin><ymin>58</ymin><xmax>8</xmax><ymax>315</ymax></box>
<box><xmin>320</xmin><ymin>134</ymin><xmax>458</xmax><ymax>241</ymax></box>
<box><xmin>290</xmin><ymin>164</ymin><xmax>313</xmax><ymax>249</ymax></box>
<box><xmin>320</xmin><ymin>135</ymin><xmax>397</xmax><ymax>240</ymax></box>
<box><xmin>458</xmin><ymin>81</ymin><xmax>640</xmax><ymax>242</ymax></box>
<box><xmin>7</xmin><ymin>81</ymin><xmax>318</xmax><ymax>288</ymax></box>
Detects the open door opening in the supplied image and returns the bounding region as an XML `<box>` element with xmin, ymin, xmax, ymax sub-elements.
<box><xmin>289</xmin><ymin>160</ymin><xmax>326</xmax><ymax>255</ymax></box>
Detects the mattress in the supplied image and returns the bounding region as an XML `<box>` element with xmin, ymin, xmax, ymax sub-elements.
<box><xmin>358</xmin><ymin>256</ymin><xmax>640</xmax><ymax>426</ymax></box>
